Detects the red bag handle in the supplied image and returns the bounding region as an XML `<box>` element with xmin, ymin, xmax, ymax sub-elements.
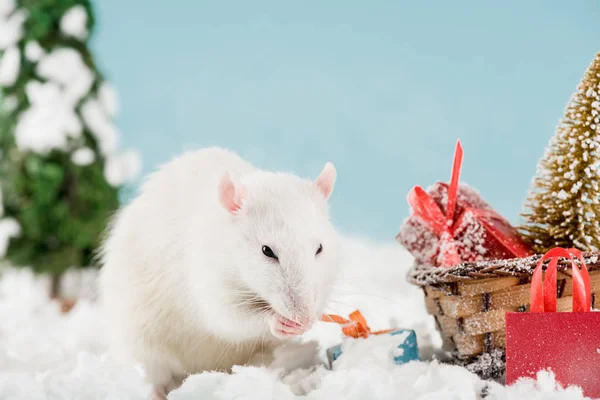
<box><xmin>530</xmin><ymin>248</ymin><xmax>591</xmax><ymax>313</ymax></box>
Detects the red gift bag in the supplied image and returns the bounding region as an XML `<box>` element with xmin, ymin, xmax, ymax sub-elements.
<box><xmin>505</xmin><ymin>248</ymin><xmax>600</xmax><ymax>398</ymax></box>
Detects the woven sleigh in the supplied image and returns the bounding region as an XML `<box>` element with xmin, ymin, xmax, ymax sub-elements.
<box><xmin>407</xmin><ymin>252</ymin><xmax>600</xmax><ymax>378</ymax></box>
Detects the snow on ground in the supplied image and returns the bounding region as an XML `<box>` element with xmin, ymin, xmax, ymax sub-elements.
<box><xmin>0</xmin><ymin>236</ymin><xmax>591</xmax><ymax>399</ymax></box>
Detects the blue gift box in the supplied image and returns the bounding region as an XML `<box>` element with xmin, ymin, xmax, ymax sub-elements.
<box><xmin>325</xmin><ymin>329</ymin><xmax>419</xmax><ymax>369</ymax></box>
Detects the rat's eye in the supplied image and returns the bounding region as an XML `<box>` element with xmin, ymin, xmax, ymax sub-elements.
<box><xmin>262</xmin><ymin>246</ymin><xmax>278</xmax><ymax>260</ymax></box>
<box><xmin>316</xmin><ymin>244</ymin><xmax>323</xmax><ymax>255</ymax></box>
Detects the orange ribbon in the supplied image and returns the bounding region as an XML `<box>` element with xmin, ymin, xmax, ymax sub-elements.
<box><xmin>320</xmin><ymin>310</ymin><xmax>394</xmax><ymax>339</ymax></box>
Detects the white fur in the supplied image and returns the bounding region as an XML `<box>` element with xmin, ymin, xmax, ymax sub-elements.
<box><xmin>98</xmin><ymin>148</ymin><xmax>340</xmax><ymax>396</ymax></box>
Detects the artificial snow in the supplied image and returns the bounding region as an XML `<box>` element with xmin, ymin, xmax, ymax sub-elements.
<box><xmin>331</xmin><ymin>331</ymin><xmax>411</xmax><ymax>371</ymax></box>
<box><xmin>0</xmin><ymin>0</ymin><xmax>25</xmax><ymax>50</ymax></box>
<box><xmin>0</xmin><ymin>236</ymin><xmax>593</xmax><ymax>399</ymax></box>
<box><xmin>14</xmin><ymin>48</ymin><xmax>100</xmax><ymax>154</ymax></box>
<box><xmin>557</xmin><ymin>190</ymin><xmax>569</xmax><ymax>200</ymax></box>
<box><xmin>0</xmin><ymin>0</ymin><xmax>15</xmax><ymax>16</ymax></box>
<box><xmin>0</xmin><ymin>218</ymin><xmax>20</xmax><ymax>257</ymax></box>
<box><xmin>71</xmin><ymin>147</ymin><xmax>96</xmax><ymax>166</ymax></box>
<box><xmin>98</xmin><ymin>81</ymin><xmax>119</xmax><ymax>117</ymax></box>
<box><xmin>24</xmin><ymin>41</ymin><xmax>45</xmax><ymax>63</ymax></box>
<box><xmin>60</xmin><ymin>5</ymin><xmax>88</xmax><ymax>41</ymax></box>
<box><xmin>0</xmin><ymin>45</ymin><xmax>20</xmax><ymax>86</ymax></box>
<box><xmin>80</xmin><ymin>97</ymin><xmax>120</xmax><ymax>156</ymax></box>
<box><xmin>15</xmin><ymin>81</ymin><xmax>83</xmax><ymax>154</ymax></box>
<box><xmin>488</xmin><ymin>370</ymin><xmax>587</xmax><ymax>399</ymax></box>
<box><xmin>104</xmin><ymin>150</ymin><xmax>142</xmax><ymax>186</ymax></box>
<box><xmin>37</xmin><ymin>48</ymin><xmax>94</xmax><ymax>105</ymax></box>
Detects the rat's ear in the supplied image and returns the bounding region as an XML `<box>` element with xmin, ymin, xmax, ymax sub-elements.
<box><xmin>218</xmin><ymin>172</ymin><xmax>247</xmax><ymax>214</ymax></box>
<box><xmin>314</xmin><ymin>162</ymin><xmax>336</xmax><ymax>200</ymax></box>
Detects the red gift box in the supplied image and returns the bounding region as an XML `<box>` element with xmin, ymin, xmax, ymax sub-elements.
<box><xmin>506</xmin><ymin>248</ymin><xmax>600</xmax><ymax>398</ymax></box>
<box><xmin>396</xmin><ymin>141</ymin><xmax>533</xmax><ymax>267</ymax></box>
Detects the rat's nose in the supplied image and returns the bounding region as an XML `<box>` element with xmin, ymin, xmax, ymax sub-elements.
<box><xmin>290</xmin><ymin>304</ymin><xmax>312</xmax><ymax>328</ymax></box>
<box><xmin>283</xmin><ymin>286</ymin><xmax>313</xmax><ymax>326</ymax></box>
<box><xmin>294</xmin><ymin>313</ymin><xmax>311</xmax><ymax>327</ymax></box>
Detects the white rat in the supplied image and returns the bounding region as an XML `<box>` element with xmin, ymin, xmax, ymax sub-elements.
<box><xmin>98</xmin><ymin>148</ymin><xmax>340</xmax><ymax>399</ymax></box>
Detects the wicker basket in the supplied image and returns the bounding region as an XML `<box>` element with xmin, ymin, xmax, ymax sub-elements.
<box><xmin>407</xmin><ymin>252</ymin><xmax>600</xmax><ymax>377</ymax></box>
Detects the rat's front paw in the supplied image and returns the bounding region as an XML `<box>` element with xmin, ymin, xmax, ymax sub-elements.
<box><xmin>268</xmin><ymin>314</ymin><xmax>311</xmax><ymax>339</ymax></box>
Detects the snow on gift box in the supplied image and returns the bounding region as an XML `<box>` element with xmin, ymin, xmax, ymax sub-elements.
<box><xmin>320</xmin><ymin>310</ymin><xmax>419</xmax><ymax>369</ymax></box>
<box><xmin>396</xmin><ymin>140</ymin><xmax>533</xmax><ymax>268</ymax></box>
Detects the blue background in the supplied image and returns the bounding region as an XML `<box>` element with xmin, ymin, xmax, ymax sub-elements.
<box><xmin>92</xmin><ymin>1</ymin><xmax>600</xmax><ymax>240</ymax></box>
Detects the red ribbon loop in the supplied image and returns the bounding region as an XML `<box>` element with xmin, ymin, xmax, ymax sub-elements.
<box><xmin>530</xmin><ymin>247</ymin><xmax>591</xmax><ymax>313</ymax></box>
<box><xmin>406</xmin><ymin>141</ymin><xmax>463</xmax><ymax>268</ymax></box>
<box><xmin>408</xmin><ymin>186</ymin><xmax>448</xmax><ymax>236</ymax></box>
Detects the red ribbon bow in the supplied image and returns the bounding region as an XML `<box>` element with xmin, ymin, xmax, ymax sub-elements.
<box><xmin>530</xmin><ymin>247</ymin><xmax>591</xmax><ymax>313</ymax></box>
<box><xmin>407</xmin><ymin>141</ymin><xmax>464</xmax><ymax>267</ymax></box>
<box><xmin>407</xmin><ymin>140</ymin><xmax>517</xmax><ymax>268</ymax></box>
<box><xmin>321</xmin><ymin>310</ymin><xmax>394</xmax><ymax>339</ymax></box>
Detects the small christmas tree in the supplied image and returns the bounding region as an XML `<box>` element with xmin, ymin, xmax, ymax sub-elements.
<box><xmin>0</xmin><ymin>0</ymin><xmax>141</xmax><ymax>298</ymax></box>
<box><xmin>520</xmin><ymin>51</ymin><xmax>600</xmax><ymax>254</ymax></box>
